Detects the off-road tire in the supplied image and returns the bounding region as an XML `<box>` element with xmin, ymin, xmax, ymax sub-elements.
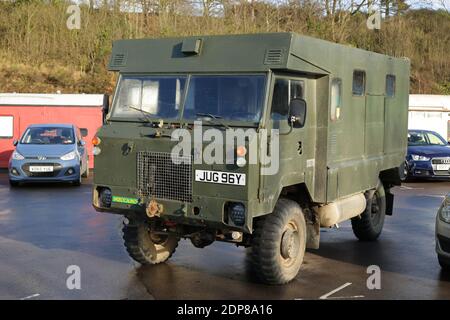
<box><xmin>247</xmin><ymin>198</ymin><xmax>307</xmax><ymax>285</ymax></box>
<box><xmin>351</xmin><ymin>180</ymin><xmax>386</xmax><ymax>241</ymax></box>
<box><xmin>438</xmin><ymin>254</ymin><xmax>450</xmax><ymax>271</ymax></box>
<box><xmin>82</xmin><ymin>165</ymin><xmax>89</xmax><ymax>178</ymax></box>
<box><xmin>122</xmin><ymin>219</ymin><xmax>179</xmax><ymax>265</ymax></box>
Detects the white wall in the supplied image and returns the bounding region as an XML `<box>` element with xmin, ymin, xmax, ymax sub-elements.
<box><xmin>408</xmin><ymin>94</ymin><xmax>450</xmax><ymax>141</ymax></box>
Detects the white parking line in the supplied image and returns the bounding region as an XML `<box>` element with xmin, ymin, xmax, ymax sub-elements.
<box><xmin>20</xmin><ymin>293</ymin><xmax>40</xmax><ymax>300</ymax></box>
<box><xmin>319</xmin><ymin>282</ymin><xmax>353</xmax><ymax>300</ymax></box>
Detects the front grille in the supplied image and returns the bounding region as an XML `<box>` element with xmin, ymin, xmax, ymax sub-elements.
<box><xmin>432</xmin><ymin>157</ymin><xmax>450</xmax><ymax>164</ymax></box>
<box><xmin>22</xmin><ymin>163</ymin><xmax>62</xmax><ymax>177</ymax></box>
<box><xmin>438</xmin><ymin>235</ymin><xmax>450</xmax><ymax>253</ymax></box>
<box><xmin>137</xmin><ymin>151</ymin><xmax>192</xmax><ymax>202</ymax></box>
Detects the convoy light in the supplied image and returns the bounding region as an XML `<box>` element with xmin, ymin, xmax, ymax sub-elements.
<box><xmin>60</xmin><ymin>151</ymin><xmax>77</xmax><ymax>161</ymax></box>
<box><xmin>236</xmin><ymin>146</ymin><xmax>247</xmax><ymax>157</ymax></box>
<box><xmin>92</xmin><ymin>136</ymin><xmax>101</xmax><ymax>146</ymax></box>
<box><xmin>93</xmin><ymin>146</ymin><xmax>101</xmax><ymax>156</ymax></box>
<box><xmin>11</xmin><ymin>151</ymin><xmax>25</xmax><ymax>160</ymax></box>
<box><xmin>411</xmin><ymin>154</ymin><xmax>430</xmax><ymax>161</ymax></box>
<box><xmin>236</xmin><ymin>157</ymin><xmax>246</xmax><ymax>167</ymax></box>
<box><xmin>228</xmin><ymin>202</ymin><xmax>246</xmax><ymax>226</ymax></box>
<box><xmin>440</xmin><ymin>203</ymin><xmax>450</xmax><ymax>224</ymax></box>
<box><xmin>99</xmin><ymin>188</ymin><xmax>112</xmax><ymax>208</ymax></box>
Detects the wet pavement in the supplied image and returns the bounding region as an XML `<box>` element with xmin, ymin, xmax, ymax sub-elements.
<box><xmin>0</xmin><ymin>172</ymin><xmax>449</xmax><ymax>300</ymax></box>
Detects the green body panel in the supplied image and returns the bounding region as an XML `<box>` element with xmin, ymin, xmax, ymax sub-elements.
<box><xmin>94</xmin><ymin>32</ymin><xmax>410</xmax><ymax>233</ymax></box>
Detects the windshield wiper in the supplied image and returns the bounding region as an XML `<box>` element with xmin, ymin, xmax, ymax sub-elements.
<box><xmin>196</xmin><ymin>113</ymin><xmax>229</xmax><ymax>129</ymax></box>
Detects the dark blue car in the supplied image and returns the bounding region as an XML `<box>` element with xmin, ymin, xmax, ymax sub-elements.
<box><xmin>402</xmin><ymin>129</ymin><xmax>450</xmax><ymax>181</ymax></box>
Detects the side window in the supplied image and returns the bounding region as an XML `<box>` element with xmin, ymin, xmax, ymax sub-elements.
<box><xmin>386</xmin><ymin>74</ymin><xmax>396</xmax><ymax>98</ymax></box>
<box><xmin>330</xmin><ymin>78</ymin><xmax>342</xmax><ymax>121</ymax></box>
<box><xmin>352</xmin><ymin>70</ymin><xmax>366</xmax><ymax>96</ymax></box>
<box><xmin>271</xmin><ymin>78</ymin><xmax>304</xmax><ymax>120</ymax></box>
<box><xmin>0</xmin><ymin>116</ymin><xmax>14</xmax><ymax>138</ymax></box>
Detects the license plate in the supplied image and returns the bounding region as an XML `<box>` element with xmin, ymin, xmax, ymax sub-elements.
<box><xmin>436</xmin><ymin>164</ymin><xmax>450</xmax><ymax>171</ymax></box>
<box><xmin>29</xmin><ymin>166</ymin><xmax>53</xmax><ymax>172</ymax></box>
<box><xmin>195</xmin><ymin>170</ymin><xmax>246</xmax><ymax>186</ymax></box>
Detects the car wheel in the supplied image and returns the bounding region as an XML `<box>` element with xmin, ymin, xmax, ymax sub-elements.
<box><xmin>438</xmin><ymin>254</ymin><xmax>450</xmax><ymax>271</ymax></box>
<box><xmin>399</xmin><ymin>161</ymin><xmax>409</xmax><ymax>182</ymax></box>
<box><xmin>9</xmin><ymin>180</ymin><xmax>19</xmax><ymax>187</ymax></box>
<box><xmin>73</xmin><ymin>171</ymin><xmax>82</xmax><ymax>186</ymax></box>
<box><xmin>82</xmin><ymin>164</ymin><xmax>89</xmax><ymax>178</ymax></box>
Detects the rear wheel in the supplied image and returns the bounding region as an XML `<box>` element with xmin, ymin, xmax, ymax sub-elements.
<box><xmin>351</xmin><ymin>180</ymin><xmax>386</xmax><ymax>241</ymax></box>
<box><xmin>82</xmin><ymin>164</ymin><xmax>89</xmax><ymax>178</ymax></box>
<box><xmin>122</xmin><ymin>218</ymin><xmax>179</xmax><ymax>265</ymax></box>
<box><xmin>247</xmin><ymin>198</ymin><xmax>306</xmax><ymax>285</ymax></box>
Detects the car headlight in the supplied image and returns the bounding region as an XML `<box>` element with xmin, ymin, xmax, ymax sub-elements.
<box><xmin>60</xmin><ymin>151</ymin><xmax>77</xmax><ymax>161</ymax></box>
<box><xmin>440</xmin><ymin>201</ymin><xmax>450</xmax><ymax>224</ymax></box>
<box><xmin>411</xmin><ymin>154</ymin><xmax>430</xmax><ymax>161</ymax></box>
<box><xmin>11</xmin><ymin>150</ymin><xmax>25</xmax><ymax>160</ymax></box>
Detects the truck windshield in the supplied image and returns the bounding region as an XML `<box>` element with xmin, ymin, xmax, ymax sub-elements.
<box><xmin>112</xmin><ymin>75</ymin><xmax>187</xmax><ymax>120</ymax></box>
<box><xmin>111</xmin><ymin>74</ymin><xmax>266</xmax><ymax>123</ymax></box>
<box><xmin>183</xmin><ymin>75</ymin><xmax>266</xmax><ymax>122</ymax></box>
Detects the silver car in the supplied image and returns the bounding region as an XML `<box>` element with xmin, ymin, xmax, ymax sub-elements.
<box><xmin>436</xmin><ymin>193</ymin><xmax>450</xmax><ymax>271</ymax></box>
<box><xmin>8</xmin><ymin>124</ymin><xmax>89</xmax><ymax>186</ymax></box>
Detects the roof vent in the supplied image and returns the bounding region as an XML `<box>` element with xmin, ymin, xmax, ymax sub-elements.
<box><xmin>264</xmin><ymin>49</ymin><xmax>284</xmax><ymax>65</ymax></box>
<box><xmin>182</xmin><ymin>39</ymin><xmax>202</xmax><ymax>55</ymax></box>
<box><xmin>111</xmin><ymin>53</ymin><xmax>127</xmax><ymax>67</ymax></box>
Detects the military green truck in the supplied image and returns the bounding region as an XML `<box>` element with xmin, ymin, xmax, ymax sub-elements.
<box><xmin>92</xmin><ymin>33</ymin><xmax>410</xmax><ymax>285</ymax></box>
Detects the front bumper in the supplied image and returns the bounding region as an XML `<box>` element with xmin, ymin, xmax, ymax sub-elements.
<box><xmin>9</xmin><ymin>158</ymin><xmax>80</xmax><ymax>182</ymax></box>
<box><xmin>407</xmin><ymin>159</ymin><xmax>450</xmax><ymax>179</ymax></box>
<box><xmin>436</xmin><ymin>212</ymin><xmax>450</xmax><ymax>259</ymax></box>
<box><xmin>92</xmin><ymin>184</ymin><xmax>256</xmax><ymax>233</ymax></box>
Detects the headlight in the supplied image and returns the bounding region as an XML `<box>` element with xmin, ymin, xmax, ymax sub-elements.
<box><xmin>440</xmin><ymin>202</ymin><xmax>450</xmax><ymax>223</ymax></box>
<box><xmin>11</xmin><ymin>151</ymin><xmax>25</xmax><ymax>160</ymax></box>
<box><xmin>227</xmin><ymin>202</ymin><xmax>246</xmax><ymax>226</ymax></box>
<box><xmin>60</xmin><ymin>151</ymin><xmax>77</xmax><ymax>161</ymax></box>
<box><xmin>411</xmin><ymin>154</ymin><xmax>430</xmax><ymax>161</ymax></box>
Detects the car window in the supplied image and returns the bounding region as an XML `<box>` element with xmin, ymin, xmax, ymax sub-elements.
<box><xmin>408</xmin><ymin>131</ymin><xmax>446</xmax><ymax>146</ymax></box>
<box><xmin>426</xmin><ymin>132</ymin><xmax>446</xmax><ymax>146</ymax></box>
<box><xmin>21</xmin><ymin>127</ymin><xmax>75</xmax><ymax>145</ymax></box>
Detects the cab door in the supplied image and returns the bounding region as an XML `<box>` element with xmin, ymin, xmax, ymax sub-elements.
<box><xmin>266</xmin><ymin>75</ymin><xmax>316</xmax><ymax>187</ymax></box>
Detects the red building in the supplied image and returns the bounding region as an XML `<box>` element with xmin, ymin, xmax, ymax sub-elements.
<box><xmin>0</xmin><ymin>93</ymin><xmax>105</xmax><ymax>168</ymax></box>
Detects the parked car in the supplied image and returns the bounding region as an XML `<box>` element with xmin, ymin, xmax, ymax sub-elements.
<box><xmin>8</xmin><ymin>124</ymin><xmax>89</xmax><ymax>186</ymax></box>
<box><xmin>436</xmin><ymin>193</ymin><xmax>450</xmax><ymax>271</ymax></box>
<box><xmin>401</xmin><ymin>129</ymin><xmax>450</xmax><ymax>181</ymax></box>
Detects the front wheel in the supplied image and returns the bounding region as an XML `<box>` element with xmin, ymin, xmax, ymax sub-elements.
<box><xmin>351</xmin><ymin>180</ymin><xmax>386</xmax><ymax>241</ymax></box>
<box><xmin>122</xmin><ymin>218</ymin><xmax>179</xmax><ymax>265</ymax></box>
<box><xmin>9</xmin><ymin>180</ymin><xmax>19</xmax><ymax>187</ymax></box>
<box><xmin>438</xmin><ymin>254</ymin><xmax>450</xmax><ymax>271</ymax></box>
<box><xmin>247</xmin><ymin>198</ymin><xmax>307</xmax><ymax>285</ymax></box>
<box><xmin>399</xmin><ymin>161</ymin><xmax>409</xmax><ymax>182</ymax></box>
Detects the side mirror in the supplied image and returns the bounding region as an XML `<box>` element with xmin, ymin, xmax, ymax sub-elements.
<box><xmin>80</xmin><ymin>128</ymin><xmax>88</xmax><ymax>137</ymax></box>
<box><xmin>79</xmin><ymin>140</ymin><xmax>86</xmax><ymax>146</ymax></box>
<box><xmin>13</xmin><ymin>140</ymin><xmax>18</xmax><ymax>146</ymax></box>
<box><xmin>102</xmin><ymin>94</ymin><xmax>110</xmax><ymax>124</ymax></box>
<box><xmin>288</xmin><ymin>98</ymin><xmax>307</xmax><ymax>128</ymax></box>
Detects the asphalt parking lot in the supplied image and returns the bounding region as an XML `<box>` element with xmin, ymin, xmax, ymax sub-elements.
<box><xmin>0</xmin><ymin>172</ymin><xmax>449</xmax><ymax>300</ymax></box>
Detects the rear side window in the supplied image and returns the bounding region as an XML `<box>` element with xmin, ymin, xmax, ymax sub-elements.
<box><xmin>330</xmin><ymin>78</ymin><xmax>342</xmax><ymax>121</ymax></box>
<box><xmin>386</xmin><ymin>75</ymin><xmax>396</xmax><ymax>97</ymax></box>
<box><xmin>0</xmin><ymin>115</ymin><xmax>13</xmax><ymax>138</ymax></box>
<box><xmin>352</xmin><ymin>70</ymin><xmax>366</xmax><ymax>96</ymax></box>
